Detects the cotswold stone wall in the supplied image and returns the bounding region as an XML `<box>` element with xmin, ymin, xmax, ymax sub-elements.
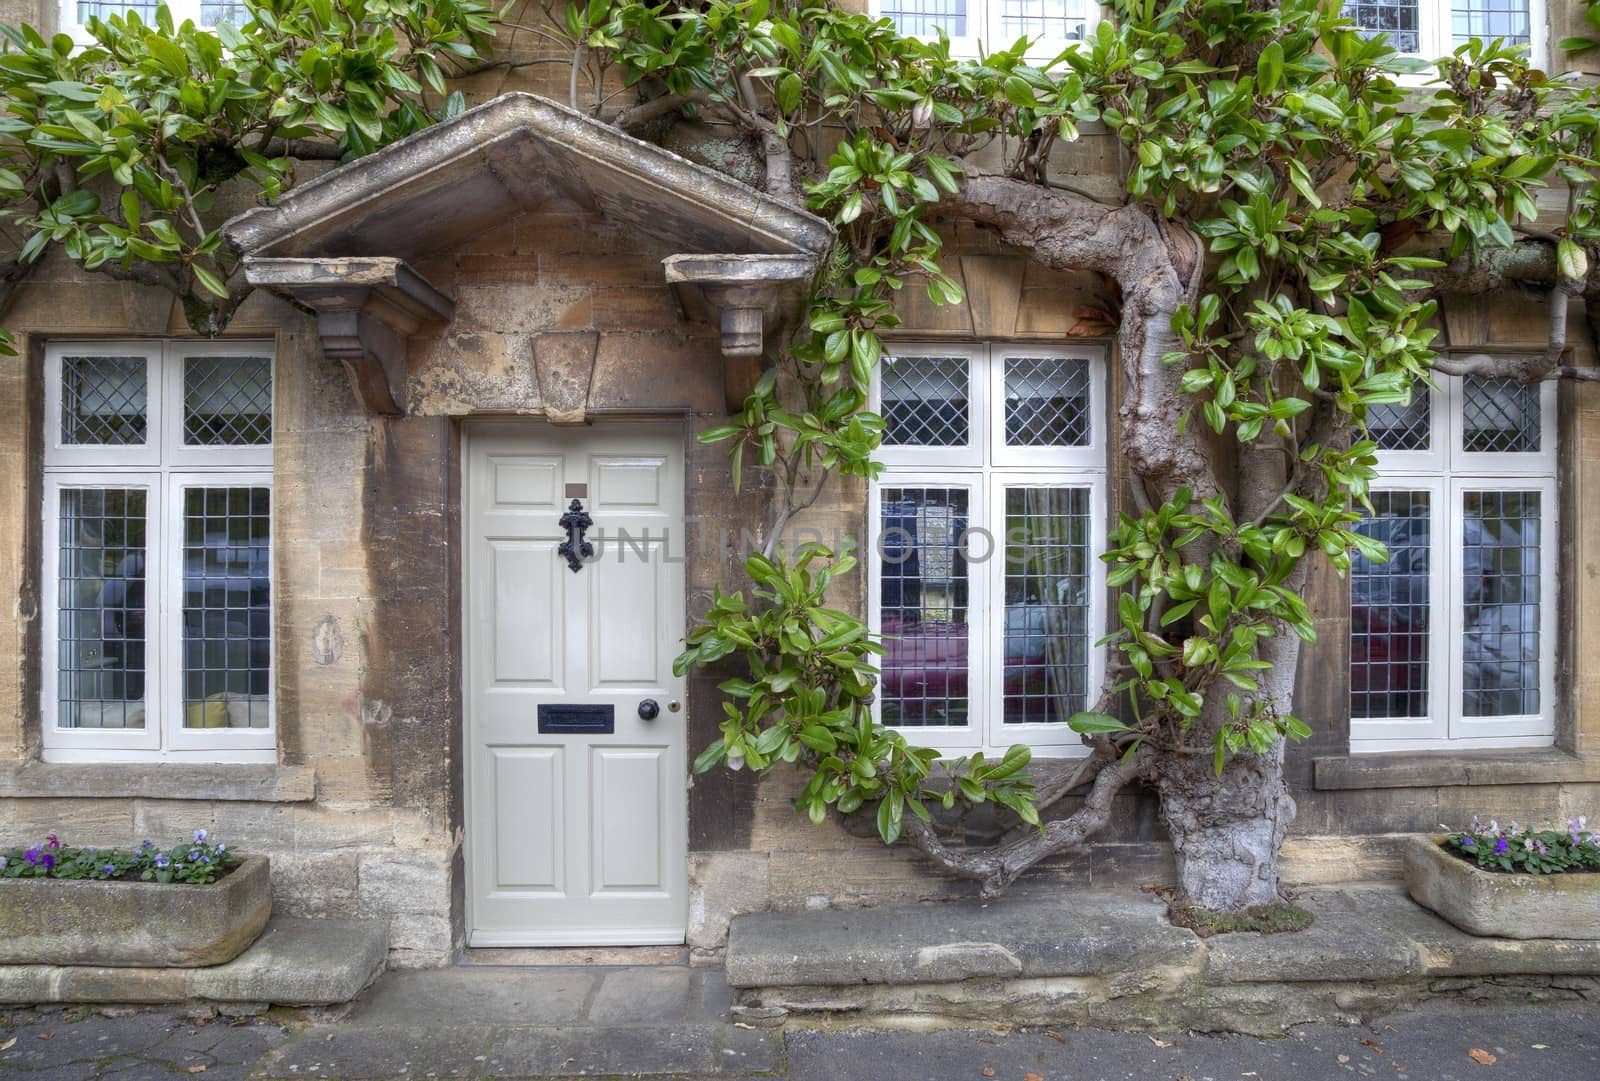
<box><xmin>2</xmin><ymin>0</ymin><xmax>1600</xmax><ymax>970</ymax></box>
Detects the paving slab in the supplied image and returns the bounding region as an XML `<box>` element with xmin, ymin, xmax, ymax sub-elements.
<box><xmin>725</xmin><ymin>890</ymin><xmax>1200</xmax><ymax>988</ymax></box>
<box><xmin>587</xmin><ymin>966</ymin><xmax>736</xmax><ymax>1024</ymax></box>
<box><xmin>345</xmin><ymin>967</ymin><xmax>598</xmax><ymax>1026</ymax></box>
<box><xmin>479</xmin><ymin>1023</ymin><xmax>781</xmax><ymax>1077</ymax></box>
<box><xmin>1203</xmin><ymin>889</ymin><xmax>1424</xmax><ymax>983</ymax></box>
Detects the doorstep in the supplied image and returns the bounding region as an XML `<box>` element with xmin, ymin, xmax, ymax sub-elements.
<box><xmin>725</xmin><ymin>884</ymin><xmax>1600</xmax><ymax>1035</ymax></box>
<box><xmin>0</xmin><ymin>917</ymin><xmax>387</xmax><ymax>1008</ymax></box>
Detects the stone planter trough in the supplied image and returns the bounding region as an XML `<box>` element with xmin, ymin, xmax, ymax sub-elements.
<box><xmin>1404</xmin><ymin>834</ymin><xmax>1600</xmax><ymax>940</ymax></box>
<box><xmin>0</xmin><ymin>855</ymin><xmax>271</xmax><ymax>967</ymax></box>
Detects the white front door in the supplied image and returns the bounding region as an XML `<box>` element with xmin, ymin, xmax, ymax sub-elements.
<box><xmin>464</xmin><ymin>422</ymin><xmax>688</xmax><ymax>946</ymax></box>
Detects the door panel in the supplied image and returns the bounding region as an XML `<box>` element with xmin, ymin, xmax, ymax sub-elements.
<box><xmin>591</xmin><ymin>747</ymin><xmax>666</xmax><ymax>892</ymax></box>
<box><xmin>466</xmin><ymin>423</ymin><xmax>687</xmax><ymax>946</ymax></box>
<box><xmin>490</xmin><ymin>746</ymin><xmax>563</xmax><ymax>890</ymax></box>
<box><xmin>490</xmin><ymin>543</ymin><xmax>563</xmax><ymax>685</ymax></box>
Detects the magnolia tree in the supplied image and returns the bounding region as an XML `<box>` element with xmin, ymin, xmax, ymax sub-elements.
<box><xmin>577</xmin><ymin>0</ymin><xmax>1600</xmax><ymax>911</ymax></box>
<box><xmin>0</xmin><ymin>0</ymin><xmax>495</xmax><ymax>334</ymax></box>
<box><xmin>7</xmin><ymin>0</ymin><xmax>1600</xmax><ymax>912</ymax></box>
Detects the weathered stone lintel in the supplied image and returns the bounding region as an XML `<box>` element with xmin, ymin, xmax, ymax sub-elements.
<box><xmin>244</xmin><ymin>256</ymin><xmax>455</xmax><ymax>416</ymax></box>
<box><xmin>0</xmin><ymin>762</ymin><xmax>316</xmax><ymax>802</ymax></box>
<box><xmin>1312</xmin><ymin>749</ymin><xmax>1600</xmax><ymax>791</ymax></box>
<box><xmin>663</xmin><ymin>253</ymin><xmax>816</xmax><ymax>411</ymax></box>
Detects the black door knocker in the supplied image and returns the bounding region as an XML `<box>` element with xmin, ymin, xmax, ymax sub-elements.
<box><xmin>557</xmin><ymin>498</ymin><xmax>593</xmax><ymax>572</ymax></box>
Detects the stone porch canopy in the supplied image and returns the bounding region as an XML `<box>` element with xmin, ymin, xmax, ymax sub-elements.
<box><xmin>220</xmin><ymin>92</ymin><xmax>834</xmax><ymax>415</ymax></box>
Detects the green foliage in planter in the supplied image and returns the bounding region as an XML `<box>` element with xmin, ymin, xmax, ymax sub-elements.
<box><xmin>1</xmin><ymin>830</ymin><xmax>238</xmax><ymax>884</ymax></box>
<box><xmin>676</xmin><ymin>543</ymin><xmax>1039</xmax><ymax>843</ymax></box>
<box><xmin>1444</xmin><ymin>818</ymin><xmax>1600</xmax><ymax>875</ymax></box>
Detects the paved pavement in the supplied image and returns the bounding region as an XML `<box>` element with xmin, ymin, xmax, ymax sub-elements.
<box><xmin>1</xmin><ymin>968</ymin><xmax>1597</xmax><ymax>1080</ymax></box>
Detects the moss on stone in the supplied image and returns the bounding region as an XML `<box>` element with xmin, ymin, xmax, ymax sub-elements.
<box><xmin>1168</xmin><ymin>900</ymin><xmax>1314</xmax><ymax>938</ymax></box>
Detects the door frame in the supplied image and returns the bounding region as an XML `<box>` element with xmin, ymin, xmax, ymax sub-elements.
<box><xmin>459</xmin><ymin>419</ymin><xmax>692</xmax><ymax>948</ymax></box>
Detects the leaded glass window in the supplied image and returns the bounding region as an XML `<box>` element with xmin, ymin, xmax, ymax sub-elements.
<box><xmin>45</xmin><ymin>342</ymin><xmax>274</xmax><ymax>761</ymax></box>
<box><xmin>882</xmin><ymin>355</ymin><xmax>970</xmax><ymax>447</ymax></box>
<box><xmin>57</xmin><ymin>487</ymin><xmax>148</xmax><ymax>730</ymax></box>
<box><xmin>874</xmin><ymin>343</ymin><xmax>1105</xmax><ymax>753</ymax></box>
<box><xmin>1350</xmin><ymin>371</ymin><xmax>1554</xmax><ymax>751</ymax></box>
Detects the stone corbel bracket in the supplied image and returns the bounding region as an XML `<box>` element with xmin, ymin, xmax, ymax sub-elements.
<box><xmin>244</xmin><ymin>256</ymin><xmax>455</xmax><ymax>416</ymax></box>
<box><xmin>663</xmin><ymin>253</ymin><xmax>817</xmax><ymax>413</ymax></box>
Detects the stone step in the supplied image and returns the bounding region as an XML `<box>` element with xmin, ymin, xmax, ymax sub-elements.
<box><xmin>0</xmin><ymin>916</ymin><xmax>387</xmax><ymax>1006</ymax></box>
<box><xmin>725</xmin><ymin>889</ymin><xmax>1200</xmax><ymax>989</ymax></box>
<box><xmin>723</xmin><ymin>885</ymin><xmax>1600</xmax><ymax>1034</ymax></box>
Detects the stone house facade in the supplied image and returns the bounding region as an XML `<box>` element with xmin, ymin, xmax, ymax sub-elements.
<box><xmin>2</xmin><ymin>0</ymin><xmax>1600</xmax><ymax>967</ymax></box>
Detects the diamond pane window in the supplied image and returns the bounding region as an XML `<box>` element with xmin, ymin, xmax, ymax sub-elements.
<box><xmin>1463</xmin><ymin>376</ymin><xmax>1540</xmax><ymax>453</ymax></box>
<box><xmin>1451</xmin><ymin>0</ymin><xmax>1529</xmax><ymax>47</ymax></box>
<box><xmin>879</xmin><ymin>487</ymin><xmax>970</xmax><ymax>727</ymax></box>
<box><xmin>184</xmin><ymin>355</ymin><xmax>273</xmax><ymax>446</ymax></box>
<box><xmin>61</xmin><ymin>356</ymin><xmax>148</xmax><ymax>446</ymax></box>
<box><xmin>182</xmin><ymin>487</ymin><xmax>272</xmax><ymax>729</ymax></box>
<box><xmin>882</xmin><ymin>354</ymin><xmax>970</xmax><ymax>447</ymax></box>
<box><xmin>1005</xmin><ymin>356</ymin><xmax>1091</xmax><ymax>447</ymax></box>
<box><xmin>1002</xmin><ymin>487</ymin><xmax>1090</xmax><ymax>724</ymax></box>
<box><xmin>1368</xmin><ymin>394</ymin><xmax>1431</xmax><ymax>452</ymax></box>
<box><xmin>999</xmin><ymin>0</ymin><xmax>1088</xmax><ymax>39</ymax></box>
<box><xmin>880</xmin><ymin>0</ymin><xmax>967</xmax><ymax>35</ymax></box>
<box><xmin>1462</xmin><ymin>490</ymin><xmax>1541</xmax><ymax>717</ymax></box>
<box><xmin>58</xmin><ymin>488</ymin><xmax>147</xmax><ymax>730</ymax></box>
<box><xmin>1343</xmin><ymin>0</ymin><xmax>1422</xmax><ymax>52</ymax></box>
<box><xmin>1350</xmin><ymin>491</ymin><xmax>1431</xmax><ymax>720</ymax></box>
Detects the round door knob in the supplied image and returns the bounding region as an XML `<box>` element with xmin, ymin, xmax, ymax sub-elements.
<box><xmin>638</xmin><ymin>699</ymin><xmax>660</xmax><ymax>720</ymax></box>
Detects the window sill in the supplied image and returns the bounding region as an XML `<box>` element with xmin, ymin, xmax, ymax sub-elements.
<box><xmin>0</xmin><ymin>762</ymin><xmax>316</xmax><ymax>803</ymax></box>
<box><xmin>1312</xmin><ymin>749</ymin><xmax>1600</xmax><ymax>791</ymax></box>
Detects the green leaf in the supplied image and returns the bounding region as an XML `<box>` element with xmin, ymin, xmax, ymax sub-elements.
<box><xmin>1067</xmin><ymin>712</ymin><xmax>1129</xmax><ymax>734</ymax></box>
<box><xmin>191</xmin><ymin>263</ymin><xmax>228</xmax><ymax>299</ymax></box>
<box><xmin>1256</xmin><ymin>41</ymin><xmax>1283</xmax><ymax>94</ymax></box>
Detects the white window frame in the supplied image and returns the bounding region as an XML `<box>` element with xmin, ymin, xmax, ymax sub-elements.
<box><xmin>42</xmin><ymin>339</ymin><xmax>275</xmax><ymax>763</ymax></box>
<box><xmin>58</xmin><ymin>0</ymin><xmax>237</xmax><ymax>45</ymax></box>
<box><xmin>870</xmin><ymin>0</ymin><xmax>1102</xmax><ymax>61</ymax></box>
<box><xmin>1350</xmin><ymin>374</ymin><xmax>1558</xmax><ymax>753</ymax></box>
<box><xmin>1345</xmin><ymin>0</ymin><xmax>1547</xmax><ymax>69</ymax></box>
<box><xmin>868</xmin><ymin>341</ymin><xmax>1107</xmax><ymax>757</ymax></box>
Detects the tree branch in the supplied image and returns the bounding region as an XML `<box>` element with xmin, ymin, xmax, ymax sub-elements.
<box><xmin>613</xmin><ymin>90</ymin><xmax>712</xmax><ymax>131</ymax></box>
<box><xmin>901</xmin><ymin>747</ymin><xmax>1143</xmax><ymax>898</ymax></box>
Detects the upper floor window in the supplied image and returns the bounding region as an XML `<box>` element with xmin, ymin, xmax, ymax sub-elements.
<box><xmin>1349</xmin><ymin>372</ymin><xmax>1557</xmax><ymax>753</ymax></box>
<box><xmin>61</xmin><ymin>1</ymin><xmax>249</xmax><ymax>44</ymax></box>
<box><xmin>875</xmin><ymin>0</ymin><xmax>1097</xmax><ymax>58</ymax></box>
<box><xmin>869</xmin><ymin>343</ymin><xmax>1107</xmax><ymax>756</ymax></box>
<box><xmin>1343</xmin><ymin>0</ymin><xmax>1538</xmax><ymax>58</ymax></box>
<box><xmin>43</xmin><ymin>340</ymin><xmax>274</xmax><ymax>763</ymax></box>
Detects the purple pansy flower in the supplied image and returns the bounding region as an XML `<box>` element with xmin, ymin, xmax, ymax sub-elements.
<box><xmin>1494</xmin><ymin>836</ymin><xmax>1510</xmax><ymax>856</ymax></box>
<box><xmin>194</xmin><ymin>829</ymin><xmax>208</xmax><ymax>844</ymax></box>
<box><xmin>23</xmin><ymin>845</ymin><xmax>41</xmax><ymax>867</ymax></box>
<box><xmin>154</xmin><ymin>854</ymin><xmax>170</xmax><ymax>869</ymax></box>
<box><xmin>45</xmin><ymin>833</ymin><xmax>60</xmax><ymax>851</ymax></box>
<box><xmin>101</xmin><ymin>864</ymin><xmax>116</xmax><ymax>876</ymax></box>
<box><xmin>41</xmin><ymin>852</ymin><xmax>54</xmax><ymax>870</ymax></box>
